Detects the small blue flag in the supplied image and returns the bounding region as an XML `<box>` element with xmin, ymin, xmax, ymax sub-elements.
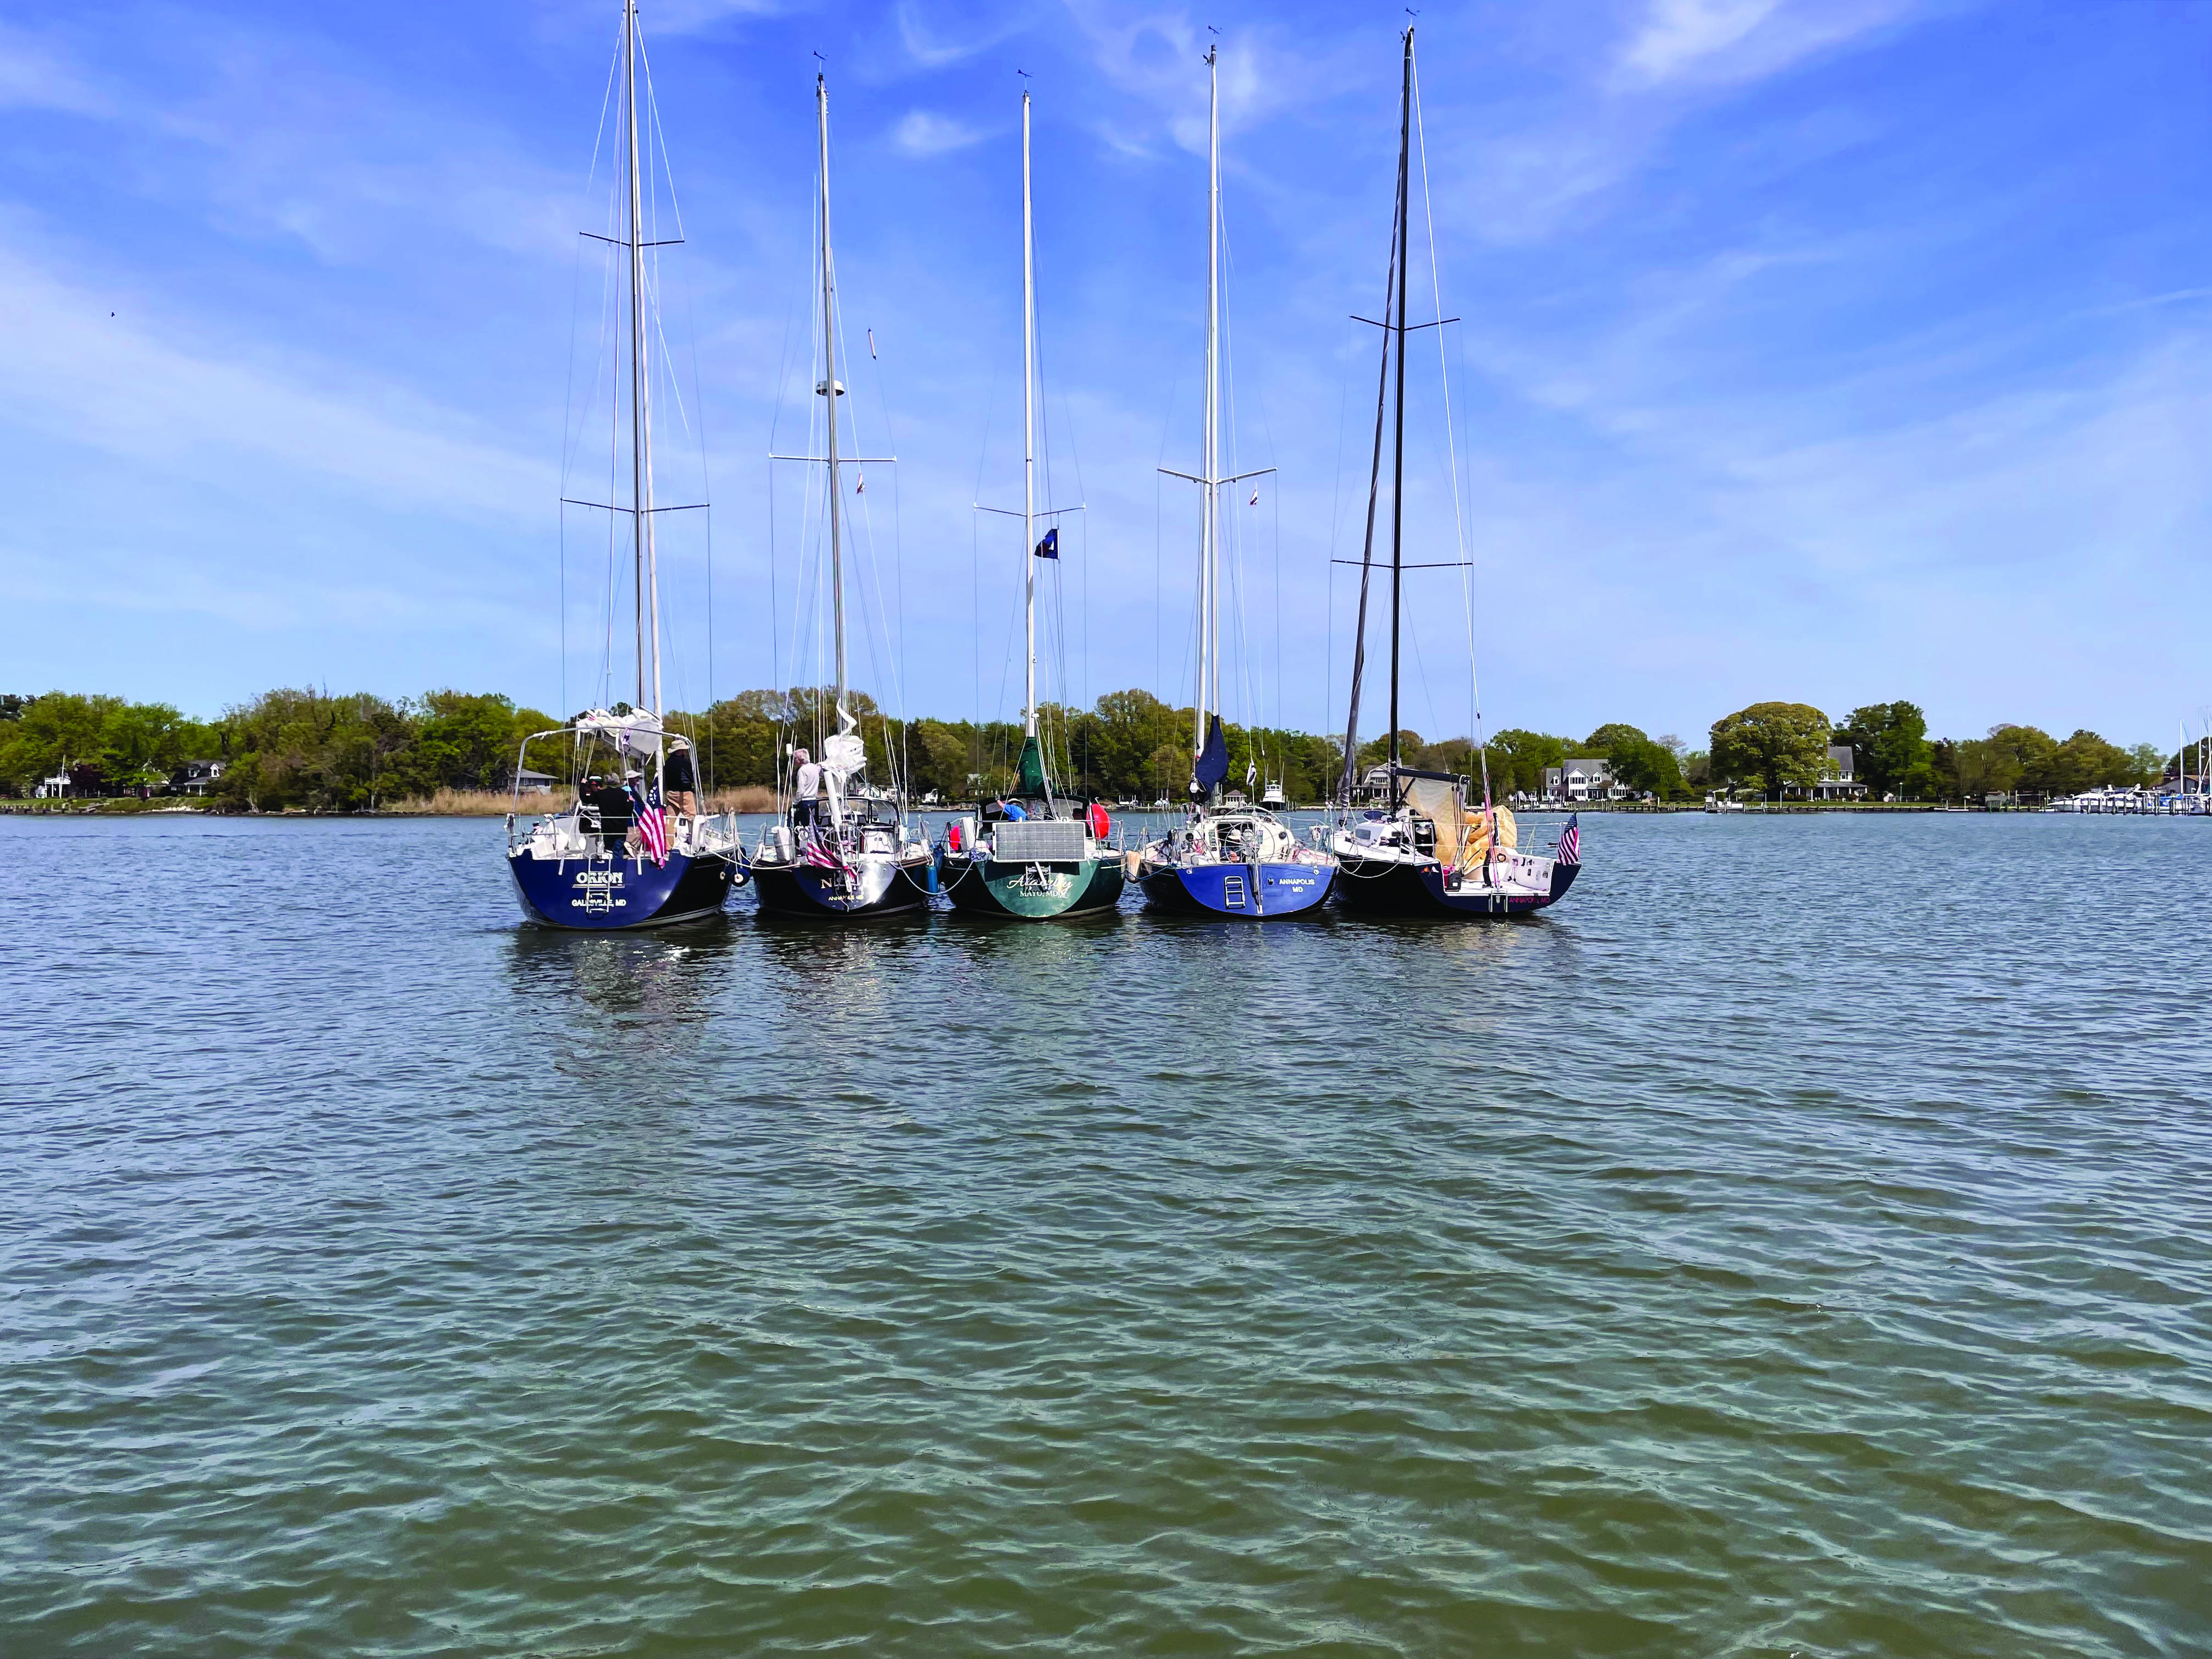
<box><xmin>1033</xmin><ymin>526</ymin><xmax>1059</xmax><ymax>559</ymax></box>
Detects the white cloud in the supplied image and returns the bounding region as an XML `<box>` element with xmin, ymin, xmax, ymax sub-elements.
<box><xmin>645</xmin><ymin>0</ymin><xmax>789</xmax><ymax>35</ymax></box>
<box><xmin>896</xmin><ymin>0</ymin><xmax>1029</xmax><ymax>69</ymax></box>
<box><xmin>1618</xmin><ymin>0</ymin><xmax>1784</xmax><ymax>83</ymax></box>
<box><xmin>1062</xmin><ymin>3</ymin><xmax>1351</xmax><ymax>157</ymax></box>
<box><xmin>1613</xmin><ymin>0</ymin><xmax>1920</xmax><ymax>91</ymax></box>
<box><xmin>893</xmin><ymin>109</ymin><xmax>984</xmax><ymax>155</ymax></box>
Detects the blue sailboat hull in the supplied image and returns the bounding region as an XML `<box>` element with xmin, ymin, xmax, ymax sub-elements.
<box><xmin>508</xmin><ymin>847</ymin><xmax>737</xmax><ymax>930</ymax></box>
<box><xmin>1138</xmin><ymin>860</ymin><xmax>1334</xmax><ymax>918</ymax></box>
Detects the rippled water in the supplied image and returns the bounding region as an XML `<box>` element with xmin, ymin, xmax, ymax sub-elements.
<box><xmin>5</xmin><ymin>811</ymin><xmax>2208</xmax><ymax>1656</ymax></box>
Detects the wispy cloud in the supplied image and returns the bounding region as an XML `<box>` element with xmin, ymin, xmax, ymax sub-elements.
<box><xmin>1063</xmin><ymin>3</ymin><xmax>1349</xmax><ymax>156</ymax></box>
<box><xmin>895</xmin><ymin>0</ymin><xmax>1030</xmax><ymax>69</ymax></box>
<box><xmin>1613</xmin><ymin>0</ymin><xmax>1921</xmax><ymax>91</ymax></box>
<box><xmin>0</xmin><ymin>240</ymin><xmax>549</xmax><ymax>522</ymax></box>
<box><xmin>893</xmin><ymin>108</ymin><xmax>984</xmax><ymax>155</ymax></box>
<box><xmin>0</xmin><ymin>21</ymin><xmax>110</xmax><ymax>116</ymax></box>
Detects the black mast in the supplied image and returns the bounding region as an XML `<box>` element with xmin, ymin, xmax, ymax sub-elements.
<box><xmin>1388</xmin><ymin>28</ymin><xmax>1413</xmax><ymax>776</ymax></box>
<box><xmin>1338</xmin><ymin>200</ymin><xmax>1401</xmax><ymax>803</ymax></box>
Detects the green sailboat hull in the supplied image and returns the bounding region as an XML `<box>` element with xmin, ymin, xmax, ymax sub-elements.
<box><xmin>939</xmin><ymin>851</ymin><xmax>1126</xmax><ymax>919</ymax></box>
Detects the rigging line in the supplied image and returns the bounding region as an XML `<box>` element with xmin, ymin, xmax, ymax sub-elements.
<box><xmin>1412</xmin><ymin>52</ymin><xmax>1485</xmax><ymax>776</ymax></box>
<box><xmin>1152</xmin><ymin>467</ymin><xmax>1162</xmax><ymax>788</ymax></box>
<box><xmin>635</xmin><ymin>30</ymin><xmax>686</xmax><ymax>243</ymax></box>
<box><xmin>863</xmin><ymin>316</ymin><xmax>910</xmax><ymax>800</ymax></box>
<box><xmin>601</xmin><ymin>206</ymin><xmax>620</xmax><ymax>708</ymax></box>
<box><xmin>843</xmin><ymin>358</ymin><xmax>911</xmax><ymax>805</ymax></box>
<box><xmin>559</xmin><ymin>508</ymin><xmax>568</xmax><ymax>722</ymax></box>
<box><xmin>971</xmin><ymin>480</ymin><xmax>981</xmax><ymax>783</ymax></box>
<box><xmin>562</xmin><ymin>23</ymin><xmax>622</xmax><ymax>488</ymax></box>
<box><xmin>1271</xmin><ymin>473</ymin><xmax>1281</xmax><ymax>756</ymax></box>
<box><xmin>1324</xmin><ymin>317</ymin><xmax>1355</xmax><ymax>762</ymax></box>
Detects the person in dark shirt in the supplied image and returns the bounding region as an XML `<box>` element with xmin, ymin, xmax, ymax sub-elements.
<box><xmin>587</xmin><ymin>776</ymin><xmax>634</xmax><ymax>851</ymax></box>
<box><xmin>664</xmin><ymin>742</ymin><xmax>698</xmax><ymax>817</ymax></box>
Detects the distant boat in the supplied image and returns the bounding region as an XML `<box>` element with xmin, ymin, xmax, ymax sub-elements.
<box><xmin>1134</xmin><ymin>45</ymin><xmax>1337</xmax><ymax>920</ymax></box>
<box><xmin>506</xmin><ymin>1</ymin><xmax>742</xmax><ymax>930</ymax></box>
<box><xmin>1261</xmin><ymin>778</ymin><xmax>1287</xmax><ymax>808</ymax></box>
<box><xmin>747</xmin><ymin>70</ymin><xmax>934</xmax><ymax>919</ymax></box>
<box><xmin>1325</xmin><ymin>29</ymin><xmax>1575</xmax><ymax>920</ymax></box>
<box><xmin>938</xmin><ymin>86</ymin><xmax>1124</xmax><ymax>921</ymax></box>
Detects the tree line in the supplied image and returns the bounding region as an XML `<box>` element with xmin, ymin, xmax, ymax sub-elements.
<box><xmin>0</xmin><ymin>687</ymin><xmax>2182</xmax><ymax>810</ymax></box>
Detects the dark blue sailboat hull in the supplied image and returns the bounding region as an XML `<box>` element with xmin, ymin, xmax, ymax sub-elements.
<box><xmin>508</xmin><ymin>847</ymin><xmax>736</xmax><ymax>930</ymax></box>
<box><xmin>1334</xmin><ymin>856</ymin><xmax>1579</xmax><ymax>917</ymax></box>
<box><xmin>1138</xmin><ymin>860</ymin><xmax>1334</xmax><ymax>918</ymax></box>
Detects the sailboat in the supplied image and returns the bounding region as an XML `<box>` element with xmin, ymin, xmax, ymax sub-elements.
<box><xmin>1134</xmin><ymin>45</ymin><xmax>1337</xmax><ymax>920</ymax></box>
<box><xmin>747</xmin><ymin>70</ymin><xmax>935</xmax><ymax>919</ymax></box>
<box><xmin>507</xmin><ymin>1</ymin><xmax>743</xmax><ymax>930</ymax></box>
<box><xmin>1327</xmin><ymin>29</ymin><xmax>1579</xmax><ymax>919</ymax></box>
<box><xmin>939</xmin><ymin>87</ymin><xmax>1125</xmax><ymax>920</ymax></box>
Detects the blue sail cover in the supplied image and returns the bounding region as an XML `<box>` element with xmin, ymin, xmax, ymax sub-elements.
<box><xmin>1194</xmin><ymin>715</ymin><xmax>1230</xmax><ymax>793</ymax></box>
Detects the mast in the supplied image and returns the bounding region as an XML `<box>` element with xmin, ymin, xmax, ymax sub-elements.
<box><xmin>817</xmin><ymin>73</ymin><xmax>848</xmax><ymax>723</ymax></box>
<box><xmin>1387</xmin><ymin>28</ymin><xmax>1413</xmax><ymax>774</ymax></box>
<box><xmin>1339</xmin><ymin>204</ymin><xmax>1400</xmax><ymax>801</ymax></box>
<box><xmin>1022</xmin><ymin>89</ymin><xmax>1038</xmax><ymax>744</ymax></box>
<box><xmin>624</xmin><ymin>0</ymin><xmax>661</xmax><ymax>716</ymax></box>
<box><xmin>1198</xmin><ymin>45</ymin><xmax>1221</xmax><ymax>772</ymax></box>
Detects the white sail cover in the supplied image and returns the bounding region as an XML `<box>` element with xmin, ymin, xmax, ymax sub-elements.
<box><xmin>571</xmin><ymin>707</ymin><xmax>663</xmax><ymax>760</ymax></box>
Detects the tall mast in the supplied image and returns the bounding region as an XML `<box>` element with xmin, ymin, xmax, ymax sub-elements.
<box><xmin>1339</xmin><ymin>205</ymin><xmax>1400</xmax><ymax>801</ymax></box>
<box><xmin>1386</xmin><ymin>28</ymin><xmax>1413</xmax><ymax>773</ymax></box>
<box><xmin>624</xmin><ymin>0</ymin><xmax>660</xmax><ymax>716</ymax></box>
<box><xmin>1022</xmin><ymin>89</ymin><xmax>1037</xmax><ymax>742</ymax></box>
<box><xmin>816</xmin><ymin>73</ymin><xmax>847</xmax><ymax>722</ymax></box>
<box><xmin>1198</xmin><ymin>44</ymin><xmax>1221</xmax><ymax>766</ymax></box>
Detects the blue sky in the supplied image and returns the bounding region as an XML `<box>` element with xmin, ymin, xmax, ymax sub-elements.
<box><xmin>2</xmin><ymin>0</ymin><xmax>2207</xmax><ymax>749</ymax></box>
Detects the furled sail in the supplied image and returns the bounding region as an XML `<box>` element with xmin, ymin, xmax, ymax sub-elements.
<box><xmin>1015</xmin><ymin>734</ymin><xmax>1048</xmax><ymax>799</ymax></box>
<box><xmin>1193</xmin><ymin>715</ymin><xmax>1229</xmax><ymax>794</ymax></box>
<box><xmin>1403</xmin><ymin>778</ymin><xmax>1517</xmax><ymax>865</ymax></box>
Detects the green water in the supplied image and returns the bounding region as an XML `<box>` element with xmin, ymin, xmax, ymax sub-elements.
<box><xmin>4</xmin><ymin>812</ymin><xmax>2207</xmax><ymax>1656</ymax></box>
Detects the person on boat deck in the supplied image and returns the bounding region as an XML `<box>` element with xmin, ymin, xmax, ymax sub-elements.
<box><xmin>791</xmin><ymin>748</ymin><xmax>822</xmax><ymax>829</ymax></box>
<box><xmin>621</xmin><ymin>768</ymin><xmax>653</xmax><ymax>853</ymax></box>
<box><xmin>586</xmin><ymin>773</ymin><xmax>633</xmax><ymax>852</ymax></box>
<box><xmin>664</xmin><ymin>741</ymin><xmax>698</xmax><ymax>817</ymax></box>
<box><xmin>998</xmin><ymin>796</ymin><xmax>1027</xmax><ymax>822</ymax></box>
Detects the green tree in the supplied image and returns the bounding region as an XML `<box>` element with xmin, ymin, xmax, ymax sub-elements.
<box><xmin>1836</xmin><ymin>702</ymin><xmax>1934</xmax><ymax>799</ymax></box>
<box><xmin>1709</xmin><ymin>701</ymin><xmax>1832</xmax><ymax>796</ymax></box>
<box><xmin>2026</xmin><ymin>729</ymin><xmax>2135</xmax><ymax>796</ymax></box>
<box><xmin>1488</xmin><ymin>729</ymin><xmax>1569</xmax><ymax>796</ymax></box>
<box><xmin>1582</xmin><ymin>722</ymin><xmax>1684</xmax><ymax>798</ymax></box>
<box><xmin>0</xmin><ymin>691</ymin><xmax>122</xmax><ymax>792</ymax></box>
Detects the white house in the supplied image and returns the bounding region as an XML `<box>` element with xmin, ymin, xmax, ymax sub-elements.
<box><xmin>1542</xmin><ymin>757</ymin><xmax>1618</xmax><ymax>801</ymax></box>
<box><xmin>173</xmin><ymin>760</ymin><xmax>226</xmax><ymax>796</ymax></box>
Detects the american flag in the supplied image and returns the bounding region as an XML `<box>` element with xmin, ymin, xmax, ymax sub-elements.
<box><xmin>630</xmin><ymin>778</ymin><xmax>669</xmax><ymax>866</ymax></box>
<box><xmin>1558</xmin><ymin>812</ymin><xmax>1581</xmax><ymax>866</ymax></box>
<box><xmin>800</xmin><ymin>836</ymin><xmax>849</xmax><ymax>875</ymax></box>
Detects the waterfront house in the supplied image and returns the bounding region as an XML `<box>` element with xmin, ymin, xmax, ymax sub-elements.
<box><xmin>172</xmin><ymin>760</ymin><xmax>225</xmax><ymax>796</ymax></box>
<box><xmin>513</xmin><ymin>767</ymin><xmax>557</xmax><ymax>795</ymax></box>
<box><xmin>1783</xmin><ymin>746</ymin><xmax>1868</xmax><ymax>801</ymax></box>
<box><xmin>1542</xmin><ymin>757</ymin><xmax>1617</xmax><ymax>801</ymax></box>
